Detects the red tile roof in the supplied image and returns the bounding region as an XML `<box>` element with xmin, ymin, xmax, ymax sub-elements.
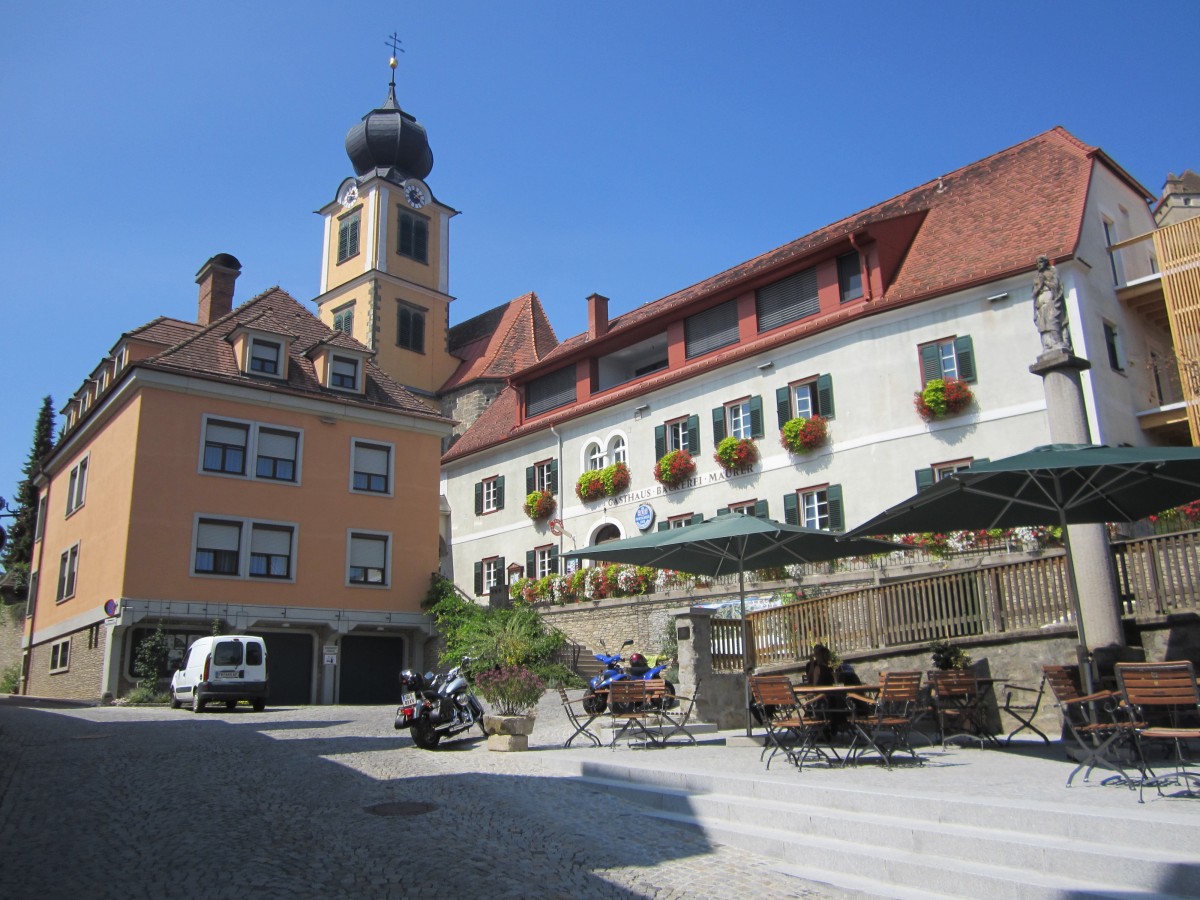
<box><xmin>141</xmin><ymin>287</ymin><xmax>449</xmax><ymax>421</ymax></box>
<box><xmin>440</xmin><ymin>292</ymin><xmax>558</xmax><ymax>392</ymax></box>
<box><xmin>443</xmin><ymin>127</ymin><xmax>1149</xmax><ymax>463</ymax></box>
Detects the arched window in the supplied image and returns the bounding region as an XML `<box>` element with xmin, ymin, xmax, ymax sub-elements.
<box><xmin>586</xmin><ymin>442</ymin><xmax>604</xmax><ymax>471</ymax></box>
<box><xmin>608</xmin><ymin>435</ymin><xmax>627</xmax><ymax>466</ymax></box>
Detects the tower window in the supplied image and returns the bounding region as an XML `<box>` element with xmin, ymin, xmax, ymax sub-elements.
<box><xmin>337</xmin><ymin>213</ymin><xmax>360</xmax><ymax>264</ymax></box>
<box><xmin>333</xmin><ymin>303</ymin><xmax>354</xmax><ymax>335</ymax></box>
<box><xmin>397</xmin><ymin>305</ymin><xmax>426</xmax><ymax>354</ymax></box>
<box><xmin>398</xmin><ymin>210</ymin><xmax>428</xmax><ymax>263</ymax></box>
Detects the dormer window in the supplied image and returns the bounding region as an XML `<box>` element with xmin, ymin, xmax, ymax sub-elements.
<box><xmin>330</xmin><ymin>355</ymin><xmax>360</xmax><ymax>391</ymax></box>
<box><xmin>250</xmin><ymin>339</ymin><xmax>282</xmax><ymax>376</ymax></box>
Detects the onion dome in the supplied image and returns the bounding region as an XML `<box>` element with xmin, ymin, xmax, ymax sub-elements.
<box><xmin>345</xmin><ymin>83</ymin><xmax>433</xmax><ymax>180</ymax></box>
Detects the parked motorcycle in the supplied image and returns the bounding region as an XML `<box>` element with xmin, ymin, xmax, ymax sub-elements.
<box><xmin>393</xmin><ymin>657</ymin><xmax>486</xmax><ymax>749</ymax></box>
<box><xmin>581</xmin><ymin>639</ymin><xmax>676</xmax><ymax>713</ymax></box>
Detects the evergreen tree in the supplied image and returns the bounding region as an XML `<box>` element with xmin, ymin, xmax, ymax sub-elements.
<box><xmin>1</xmin><ymin>396</ymin><xmax>56</xmax><ymax>575</ymax></box>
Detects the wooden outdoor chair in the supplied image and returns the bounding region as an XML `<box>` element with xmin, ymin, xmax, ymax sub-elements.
<box><xmin>929</xmin><ymin>669</ymin><xmax>997</xmax><ymax>747</ymax></box>
<box><xmin>846</xmin><ymin>670</ymin><xmax>925</xmax><ymax>768</ymax></box>
<box><xmin>557</xmin><ymin>685</ymin><xmax>602</xmax><ymax>748</ymax></box>
<box><xmin>1114</xmin><ymin>661</ymin><xmax>1200</xmax><ymax>803</ymax></box>
<box><xmin>656</xmin><ymin>677</ymin><xmax>702</xmax><ymax>745</ymax></box>
<box><xmin>749</xmin><ymin>675</ymin><xmax>836</xmax><ymax>770</ymax></box>
<box><xmin>606</xmin><ymin>679</ymin><xmax>659</xmax><ymax>749</ymax></box>
<box><xmin>1042</xmin><ymin>664</ymin><xmax>1136</xmax><ymax>789</ymax></box>
<box><xmin>1000</xmin><ymin>676</ymin><xmax>1050</xmax><ymax>744</ymax></box>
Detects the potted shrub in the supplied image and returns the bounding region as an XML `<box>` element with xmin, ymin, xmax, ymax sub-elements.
<box><xmin>914</xmin><ymin>378</ymin><xmax>973</xmax><ymax>421</ymax></box>
<box><xmin>713</xmin><ymin>436</ymin><xmax>758</xmax><ymax>472</ymax></box>
<box><xmin>653</xmin><ymin>449</ymin><xmax>695</xmax><ymax>487</ymax></box>
<box><xmin>780</xmin><ymin>415</ymin><xmax>828</xmax><ymax>454</ymax></box>
<box><xmin>929</xmin><ymin>639</ymin><xmax>971</xmax><ymax>670</ymax></box>
<box><xmin>523</xmin><ymin>489</ymin><xmax>556</xmax><ymax>521</ymax></box>
<box><xmin>475</xmin><ymin>664</ymin><xmax>547</xmax><ymax>751</ymax></box>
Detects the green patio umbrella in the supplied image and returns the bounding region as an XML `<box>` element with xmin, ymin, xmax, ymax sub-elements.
<box><xmin>843</xmin><ymin>443</ymin><xmax>1200</xmax><ymax>689</ymax></box>
<box><xmin>563</xmin><ymin>514</ymin><xmax>901</xmax><ymax>735</ymax></box>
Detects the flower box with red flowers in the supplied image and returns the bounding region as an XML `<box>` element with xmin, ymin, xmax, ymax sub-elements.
<box><xmin>713</xmin><ymin>436</ymin><xmax>758</xmax><ymax>472</ymax></box>
<box><xmin>653</xmin><ymin>449</ymin><xmax>696</xmax><ymax>487</ymax></box>
<box><xmin>780</xmin><ymin>415</ymin><xmax>828</xmax><ymax>454</ymax></box>
<box><xmin>914</xmin><ymin>378</ymin><xmax>973</xmax><ymax>421</ymax></box>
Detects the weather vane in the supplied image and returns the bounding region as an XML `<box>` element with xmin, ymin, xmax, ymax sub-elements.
<box><xmin>387</xmin><ymin>32</ymin><xmax>404</xmax><ymax>87</ymax></box>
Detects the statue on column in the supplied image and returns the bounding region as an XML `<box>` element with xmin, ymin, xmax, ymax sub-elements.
<box><xmin>1033</xmin><ymin>255</ymin><xmax>1072</xmax><ymax>353</ymax></box>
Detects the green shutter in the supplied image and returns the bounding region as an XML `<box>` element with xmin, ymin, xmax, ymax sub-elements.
<box><xmin>920</xmin><ymin>344</ymin><xmax>941</xmax><ymax>385</ymax></box>
<box><xmin>654</xmin><ymin>425</ymin><xmax>666</xmax><ymax>459</ymax></box>
<box><xmin>658</xmin><ymin>521</ymin><xmax>670</xmax><ymax>532</ymax></box>
<box><xmin>712</xmin><ymin>407</ymin><xmax>726</xmax><ymax>445</ymax></box>
<box><xmin>915</xmin><ymin>468</ymin><xmax>935</xmax><ymax>492</ymax></box>
<box><xmin>474</xmin><ymin>481</ymin><xmax>483</xmax><ymax>516</ymax></box>
<box><xmin>970</xmin><ymin>457</ymin><xmax>989</xmax><ymax>469</ymax></box>
<box><xmin>776</xmin><ymin>387</ymin><xmax>792</xmax><ymax>428</ymax></box>
<box><xmin>690</xmin><ymin>513</ymin><xmax>704</xmax><ymax>526</ymax></box>
<box><xmin>497</xmin><ymin>557</ymin><xmax>505</xmax><ymax>587</ymax></box>
<box><xmin>783</xmin><ymin>492</ymin><xmax>799</xmax><ymax>526</ymax></box>
<box><xmin>816</xmin><ymin>374</ymin><xmax>835</xmax><ymax>419</ymax></box>
<box><xmin>473</xmin><ymin>562</ymin><xmax>483</xmax><ymax>596</ymax></box>
<box><xmin>749</xmin><ymin>395</ymin><xmax>764</xmax><ymax>438</ymax></box>
<box><xmin>955</xmin><ymin>335</ymin><xmax>976</xmax><ymax>383</ymax></box>
<box><xmin>526</xmin><ymin>466</ymin><xmax>535</xmax><ymax>494</ymax></box>
<box><xmin>496</xmin><ymin>475</ymin><xmax>505</xmax><ymax>510</ymax></box>
<box><xmin>526</xmin><ymin>550</ymin><xmax>535</xmax><ymax>577</ymax></box>
<box><xmin>687</xmin><ymin>415</ymin><xmax>700</xmax><ymax>454</ymax></box>
<box><xmin>549</xmin><ymin>546</ymin><xmax>559</xmax><ymax>574</ymax></box>
<box><xmin>549</xmin><ymin>459</ymin><xmax>559</xmax><ymax>493</ymax></box>
<box><xmin>826</xmin><ymin>484</ymin><xmax>844</xmax><ymax>531</ymax></box>
<box><xmin>754</xmin><ymin>499</ymin><xmax>769</xmax><ymax>519</ymax></box>
<box><xmin>717</xmin><ymin>507</ymin><xmax>731</xmax><ymax>516</ymax></box>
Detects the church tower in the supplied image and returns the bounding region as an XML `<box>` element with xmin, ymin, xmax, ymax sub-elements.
<box><xmin>315</xmin><ymin>56</ymin><xmax>460</xmax><ymax>398</ymax></box>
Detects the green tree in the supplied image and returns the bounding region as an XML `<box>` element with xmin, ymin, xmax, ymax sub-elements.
<box><xmin>1</xmin><ymin>396</ymin><xmax>56</xmax><ymax>578</ymax></box>
<box><xmin>133</xmin><ymin>626</ymin><xmax>170</xmax><ymax>686</ymax></box>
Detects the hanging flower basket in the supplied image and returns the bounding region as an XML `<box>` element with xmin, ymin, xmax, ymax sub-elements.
<box><xmin>780</xmin><ymin>416</ymin><xmax>828</xmax><ymax>454</ymax></box>
<box><xmin>915</xmin><ymin>378</ymin><xmax>973</xmax><ymax>421</ymax></box>
<box><xmin>523</xmin><ymin>489</ymin><xmax>556</xmax><ymax>521</ymax></box>
<box><xmin>713</xmin><ymin>436</ymin><xmax>758</xmax><ymax>472</ymax></box>
<box><xmin>575</xmin><ymin>462</ymin><xmax>630</xmax><ymax>502</ymax></box>
<box><xmin>653</xmin><ymin>449</ymin><xmax>695</xmax><ymax>487</ymax></box>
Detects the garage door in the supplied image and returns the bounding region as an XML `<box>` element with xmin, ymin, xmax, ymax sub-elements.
<box><xmin>339</xmin><ymin>635</ymin><xmax>408</xmax><ymax>704</ymax></box>
<box><xmin>253</xmin><ymin>631</ymin><xmax>314</xmax><ymax>706</ymax></box>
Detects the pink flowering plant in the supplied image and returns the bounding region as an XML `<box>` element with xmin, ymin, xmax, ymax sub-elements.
<box><xmin>714</xmin><ymin>436</ymin><xmax>758</xmax><ymax>472</ymax></box>
<box><xmin>780</xmin><ymin>416</ymin><xmax>828</xmax><ymax>453</ymax></box>
<box><xmin>474</xmin><ymin>665</ymin><xmax>546</xmax><ymax>716</ymax></box>
<box><xmin>654</xmin><ymin>449</ymin><xmax>696</xmax><ymax>487</ymax></box>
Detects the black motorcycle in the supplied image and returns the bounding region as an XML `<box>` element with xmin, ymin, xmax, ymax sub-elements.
<box><xmin>393</xmin><ymin>657</ymin><xmax>486</xmax><ymax>749</ymax></box>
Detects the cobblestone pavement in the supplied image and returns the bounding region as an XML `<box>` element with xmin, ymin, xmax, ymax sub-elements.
<box><xmin>0</xmin><ymin>697</ymin><xmax>851</xmax><ymax>900</ymax></box>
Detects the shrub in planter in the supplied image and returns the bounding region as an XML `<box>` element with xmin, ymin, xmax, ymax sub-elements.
<box><xmin>929</xmin><ymin>639</ymin><xmax>971</xmax><ymax>671</ymax></box>
<box><xmin>713</xmin><ymin>436</ymin><xmax>758</xmax><ymax>472</ymax></box>
<box><xmin>475</xmin><ymin>665</ymin><xmax>546</xmax><ymax>716</ymax></box>
<box><xmin>523</xmin><ymin>489</ymin><xmax>556</xmax><ymax>520</ymax></box>
<box><xmin>780</xmin><ymin>415</ymin><xmax>828</xmax><ymax>454</ymax></box>
<box><xmin>914</xmin><ymin>378</ymin><xmax>973</xmax><ymax>421</ymax></box>
<box><xmin>653</xmin><ymin>449</ymin><xmax>695</xmax><ymax>487</ymax></box>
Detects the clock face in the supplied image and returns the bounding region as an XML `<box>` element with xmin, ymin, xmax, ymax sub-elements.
<box><xmin>403</xmin><ymin>179</ymin><xmax>430</xmax><ymax>209</ymax></box>
<box><xmin>337</xmin><ymin>180</ymin><xmax>360</xmax><ymax>209</ymax></box>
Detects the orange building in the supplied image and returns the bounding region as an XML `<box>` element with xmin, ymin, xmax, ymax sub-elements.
<box><xmin>24</xmin><ymin>256</ymin><xmax>451</xmax><ymax>704</ymax></box>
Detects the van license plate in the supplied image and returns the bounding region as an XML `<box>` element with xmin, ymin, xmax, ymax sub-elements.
<box><xmin>401</xmin><ymin>692</ymin><xmax>417</xmax><ymax>706</ymax></box>
<box><xmin>217</xmin><ymin>670</ymin><xmax>239</xmax><ymax>679</ymax></box>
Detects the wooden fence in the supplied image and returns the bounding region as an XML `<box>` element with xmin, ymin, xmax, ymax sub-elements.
<box><xmin>709</xmin><ymin>529</ymin><xmax>1200</xmax><ymax>672</ymax></box>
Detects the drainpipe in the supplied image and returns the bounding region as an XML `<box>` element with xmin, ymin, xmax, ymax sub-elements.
<box><xmin>848</xmin><ymin>231</ymin><xmax>873</xmax><ymax>302</ymax></box>
<box><xmin>550</xmin><ymin>425</ymin><xmax>564</xmax><ymax>565</ymax></box>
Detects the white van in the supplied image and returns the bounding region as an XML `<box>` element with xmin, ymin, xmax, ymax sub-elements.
<box><xmin>169</xmin><ymin>635</ymin><xmax>269</xmax><ymax>712</ymax></box>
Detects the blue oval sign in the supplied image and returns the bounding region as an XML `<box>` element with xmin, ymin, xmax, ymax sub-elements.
<box><xmin>634</xmin><ymin>504</ymin><xmax>655</xmax><ymax>531</ymax></box>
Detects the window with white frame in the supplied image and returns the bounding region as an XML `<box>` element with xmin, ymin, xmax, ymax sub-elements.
<box><xmin>255</xmin><ymin>428</ymin><xmax>299</xmax><ymax>482</ymax></box>
<box><xmin>587</xmin><ymin>442</ymin><xmax>604</xmax><ymax>471</ymax></box>
<box><xmin>533</xmin><ymin>545</ymin><xmax>556</xmax><ymax>579</ymax></box>
<box><xmin>50</xmin><ymin>638</ymin><xmax>71</xmax><ymax>673</ymax></box>
<box><xmin>609</xmin><ymin>435</ymin><xmax>627</xmax><ymax>466</ymax></box>
<box><xmin>479</xmin><ymin>475</ymin><xmax>502</xmax><ymax>514</ymax></box>
<box><xmin>250</xmin><ymin>338</ymin><xmax>282</xmax><ymax>376</ymax></box>
<box><xmin>203</xmin><ymin>420</ymin><xmax>249</xmax><ymax>475</ymax></box>
<box><xmin>528</xmin><ymin>459</ymin><xmax>558</xmax><ymax>494</ymax></box>
<box><xmin>249</xmin><ymin>524</ymin><xmax>295</xmax><ymax>579</ymax></box>
<box><xmin>784</xmin><ymin>484</ymin><xmax>844</xmax><ymax>531</ymax></box>
<box><xmin>935</xmin><ymin>460</ymin><xmax>973</xmax><ymax>481</ymax></box>
<box><xmin>713</xmin><ymin>396</ymin><xmax>763</xmax><ymax>443</ymax></box>
<box><xmin>727</xmin><ymin>399</ymin><xmax>752</xmax><ymax>439</ymax></box>
<box><xmin>919</xmin><ymin>336</ymin><xmax>976</xmax><ymax>386</ymax></box>
<box><xmin>667</xmin><ymin>514</ymin><xmax>695</xmax><ymax>529</ymax></box>
<box><xmin>66</xmin><ymin>456</ymin><xmax>89</xmax><ymax>515</ymax></box>
<box><xmin>800</xmin><ymin>489</ymin><xmax>829</xmax><ymax>529</ymax></box>
<box><xmin>194</xmin><ymin>519</ymin><xmax>242</xmax><ymax>576</ymax></box>
<box><xmin>727</xmin><ymin>500</ymin><xmax>757</xmax><ymax>516</ymax></box>
<box><xmin>348</xmin><ymin>532</ymin><xmax>389</xmax><ymax>586</ymax></box>
<box><xmin>667</xmin><ymin>418</ymin><xmax>690</xmax><ymax>452</ymax></box>
<box><xmin>56</xmin><ymin>543</ymin><xmax>79</xmax><ymax>601</ymax></box>
<box><xmin>776</xmin><ymin>374</ymin><xmax>835</xmax><ymax>428</ymax></box>
<box><xmin>330</xmin><ymin>355</ymin><xmax>360</xmax><ymax>391</ymax></box>
<box><xmin>351</xmin><ymin>441</ymin><xmax>392</xmax><ymax>494</ymax></box>
<box><xmin>480</xmin><ymin>557</ymin><xmax>502</xmax><ymax>595</ymax></box>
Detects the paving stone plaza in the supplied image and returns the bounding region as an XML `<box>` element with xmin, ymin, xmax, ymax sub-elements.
<box><xmin>0</xmin><ymin>696</ymin><xmax>846</xmax><ymax>900</ymax></box>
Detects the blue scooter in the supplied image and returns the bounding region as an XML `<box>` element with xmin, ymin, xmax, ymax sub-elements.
<box><xmin>581</xmin><ymin>639</ymin><xmax>676</xmax><ymax>713</ymax></box>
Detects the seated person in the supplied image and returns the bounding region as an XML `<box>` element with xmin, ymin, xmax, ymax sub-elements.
<box><xmin>805</xmin><ymin>644</ymin><xmax>836</xmax><ymax>686</ymax></box>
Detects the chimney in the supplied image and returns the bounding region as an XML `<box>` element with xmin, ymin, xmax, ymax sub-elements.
<box><xmin>195</xmin><ymin>253</ymin><xmax>242</xmax><ymax>325</ymax></box>
<box><xmin>587</xmin><ymin>293</ymin><xmax>609</xmax><ymax>340</ymax></box>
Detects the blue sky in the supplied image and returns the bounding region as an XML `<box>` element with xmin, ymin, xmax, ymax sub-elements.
<box><xmin>1</xmin><ymin>1</ymin><xmax>1196</xmax><ymax>512</ymax></box>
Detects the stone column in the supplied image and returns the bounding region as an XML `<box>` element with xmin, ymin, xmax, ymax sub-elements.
<box><xmin>1028</xmin><ymin>350</ymin><xmax>1125</xmax><ymax>652</ymax></box>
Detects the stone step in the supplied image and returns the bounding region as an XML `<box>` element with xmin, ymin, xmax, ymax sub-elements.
<box><xmin>598</xmin><ymin>721</ymin><xmax>722</xmax><ymax>744</ymax></box>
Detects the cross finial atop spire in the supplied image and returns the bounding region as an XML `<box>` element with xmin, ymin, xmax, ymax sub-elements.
<box><xmin>386</xmin><ymin>32</ymin><xmax>404</xmax><ymax>89</ymax></box>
